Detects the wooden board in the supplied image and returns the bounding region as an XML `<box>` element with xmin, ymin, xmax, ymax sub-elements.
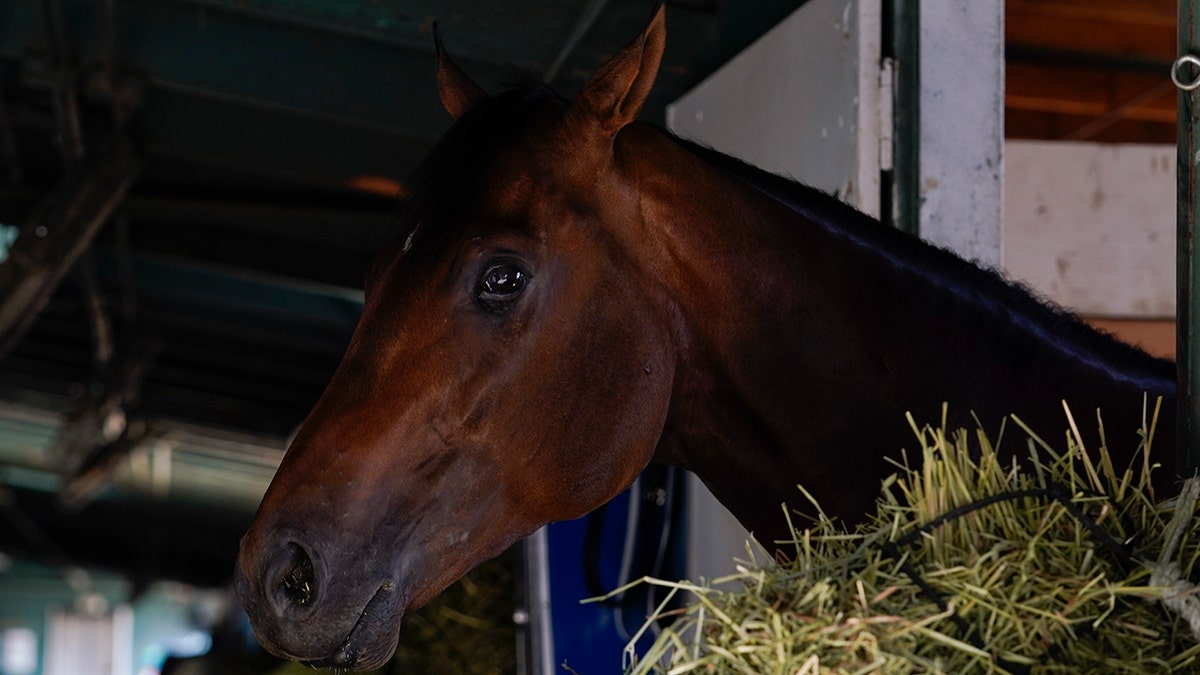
<box><xmin>1088</xmin><ymin>318</ymin><xmax>1176</xmax><ymax>360</ymax></box>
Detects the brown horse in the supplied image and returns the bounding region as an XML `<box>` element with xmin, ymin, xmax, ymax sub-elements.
<box><xmin>234</xmin><ymin>7</ymin><xmax>1178</xmax><ymax>669</ymax></box>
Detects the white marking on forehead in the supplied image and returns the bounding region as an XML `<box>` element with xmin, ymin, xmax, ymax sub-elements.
<box><xmin>402</xmin><ymin>222</ymin><xmax>421</xmax><ymax>254</ymax></box>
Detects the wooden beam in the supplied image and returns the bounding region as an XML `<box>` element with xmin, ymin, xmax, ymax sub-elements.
<box><xmin>1006</xmin><ymin>94</ymin><xmax>1175</xmax><ymax>122</ymax></box>
<box><xmin>1007</xmin><ymin>109</ymin><xmax>1175</xmax><ymax>144</ymax></box>
<box><xmin>1008</xmin><ymin>0</ymin><xmax>1174</xmax><ymax>27</ymax></box>
<box><xmin>1007</xmin><ymin>64</ymin><xmax>1176</xmax><ymax>118</ymax></box>
<box><xmin>1008</xmin><ymin>0</ymin><xmax>1175</xmax><ymax>62</ymax></box>
<box><xmin>1006</xmin><ymin>62</ymin><xmax>1176</xmax><ymax>142</ymax></box>
<box><xmin>0</xmin><ymin>136</ymin><xmax>140</xmax><ymax>355</ymax></box>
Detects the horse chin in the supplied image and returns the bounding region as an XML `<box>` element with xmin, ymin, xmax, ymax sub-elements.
<box><xmin>300</xmin><ymin>629</ymin><xmax>401</xmax><ymax>672</ymax></box>
<box><xmin>308</xmin><ymin>581</ymin><xmax>405</xmax><ymax>670</ymax></box>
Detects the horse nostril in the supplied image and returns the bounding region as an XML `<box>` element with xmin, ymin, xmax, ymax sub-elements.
<box><xmin>272</xmin><ymin>542</ymin><xmax>317</xmax><ymax>611</ymax></box>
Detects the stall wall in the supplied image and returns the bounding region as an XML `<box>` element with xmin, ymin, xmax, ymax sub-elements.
<box><xmin>1004</xmin><ymin>140</ymin><xmax>1176</xmax><ymax>358</ymax></box>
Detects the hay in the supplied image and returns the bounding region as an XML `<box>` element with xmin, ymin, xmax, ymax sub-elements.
<box><xmin>619</xmin><ymin>402</ymin><xmax>1200</xmax><ymax>674</ymax></box>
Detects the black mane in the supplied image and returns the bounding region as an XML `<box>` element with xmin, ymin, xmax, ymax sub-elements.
<box><xmin>671</xmin><ymin>134</ymin><xmax>1175</xmax><ymax>392</ymax></box>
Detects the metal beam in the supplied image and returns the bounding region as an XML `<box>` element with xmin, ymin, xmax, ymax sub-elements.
<box><xmin>0</xmin><ymin>137</ymin><xmax>140</xmax><ymax>355</ymax></box>
<box><xmin>1178</xmin><ymin>5</ymin><xmax>1200</xmax><ymax>476</ymax></box>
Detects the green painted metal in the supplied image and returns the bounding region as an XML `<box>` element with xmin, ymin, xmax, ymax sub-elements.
<box><xmin>0</xmin><ymin>0</ymin><xmax>455</xmax><ymax>163</ymax></box>
<box><xmin>885</xmin><ymin>0</ymin><xmax>919</xmax><ymax>236</ymax></box>
<box><xmin>0</xmin><ymin>0</ymin><xmax>733</xmax><ymax>198</ymax></box>
<box><xmin>1179</xmin><ymin>2</ymin><xmax>1200</xmax><ymax>476</ymax></box>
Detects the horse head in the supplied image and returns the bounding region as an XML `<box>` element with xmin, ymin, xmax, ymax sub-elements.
<box><xmin>235</xmin><ymin>7</ymin><xmax>677</xmax><ymax>669</ymax></box>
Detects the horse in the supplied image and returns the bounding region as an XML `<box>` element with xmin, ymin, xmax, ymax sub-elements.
<box><xmin>234</xmin><ymin>6</ymin><xmax>1178</xmax><ymax>669</ymax></box>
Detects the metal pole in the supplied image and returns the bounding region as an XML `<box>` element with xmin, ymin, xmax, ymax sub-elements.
<box><xmin>885</xmin><ymin>0</ymin><xmax>920</xmax><ymax>236</ymax></box>
<box><xmin>1175</xmin><ymin>2</ymin><xmax>1200</xmax><ymax>475</ymax></box>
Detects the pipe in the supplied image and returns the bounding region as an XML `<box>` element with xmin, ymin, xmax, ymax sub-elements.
<box><xmin>1176</xmin><ymin>2</ymin><xmax>1200</xmax><ymax>475</ymax></box>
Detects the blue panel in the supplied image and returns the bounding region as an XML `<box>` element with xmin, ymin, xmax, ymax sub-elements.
<box><xmin>542</xmin><ymin>467</ymin><xmax>687</xmax><ymax>672</ymax></box>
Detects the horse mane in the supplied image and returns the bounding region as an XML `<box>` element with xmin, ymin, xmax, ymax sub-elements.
<box><xmin>669</xmin><ymin>133</ymin><xmax>1175</xmax><ymax>390</ymax></box>
<box><xmin>400</xmin><ymin>82</ymin><xmax>562</xmax><ymax>249</ymax></box>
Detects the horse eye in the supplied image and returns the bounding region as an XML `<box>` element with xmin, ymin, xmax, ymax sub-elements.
<box><xmin>477</xmin><ymin>262</ymin><xmax>528</xmax><ymax>305</ymax></box>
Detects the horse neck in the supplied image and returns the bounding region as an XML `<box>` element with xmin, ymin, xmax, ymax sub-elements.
<box><xmin>625</xmin><ymin>129</ymin><xmax>1176</xmax><ymax>545</ymax></box>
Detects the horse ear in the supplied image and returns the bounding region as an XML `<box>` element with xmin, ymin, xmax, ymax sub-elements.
<box><xmin>568</xmin><ymin>4</ymin><xmax>665</xmax><ymax>136</ymax></box>
<box><xmin>434</xmin><ymin>22</ymin><xmax>487</xmax><ymax>119</ymax></box>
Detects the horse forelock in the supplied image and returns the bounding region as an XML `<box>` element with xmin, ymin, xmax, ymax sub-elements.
<box><xmin>397</xmin><ymin>83</ymin><xmax>562</xmax><ymax>251</ymax></box>
<box><xmin>667</xmin><ymin>133</ymin><xmax>1175</xmax><ymax>392</ymax></box>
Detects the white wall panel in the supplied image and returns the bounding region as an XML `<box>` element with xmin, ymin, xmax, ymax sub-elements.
<box><xmin>1004</xmin><ymin>140</ymin><xmax>1175</xmax><ymax>318</ymax></box>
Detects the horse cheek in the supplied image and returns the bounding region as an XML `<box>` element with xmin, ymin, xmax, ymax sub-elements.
<box><xmin>545</xmin><ymin>317</ymin><xmax>670</xmax><ymax>517</ymax></box>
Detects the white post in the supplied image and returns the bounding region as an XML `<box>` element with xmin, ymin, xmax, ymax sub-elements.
<box><xmin>916</xmin><ymin>1</ymin><xmax>1005</xmax><ymax>267</ymax></box>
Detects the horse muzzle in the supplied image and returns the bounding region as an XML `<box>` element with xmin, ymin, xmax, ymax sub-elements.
<box><xmin>234</xmin><ymin>535</ymin><xmax>405</xmax><ymax>671</ymax></box>
<box><xmin>299</xmin><ymin>581</ymin><xmax>403</xmax><ymax>670</ymax></box>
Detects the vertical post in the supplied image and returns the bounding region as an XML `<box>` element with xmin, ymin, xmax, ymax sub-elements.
<box><xmin>1177</xmin><ymin>3</ymin><xmax>1200</xmax><ymax>475</ymax></box>
<box><xmin>886</xmin><ymin>0</ymin><xmax>920</xmax><ymax>237</ymax></box>
<box><xmin>914</xmin><ymin>0</ymin><xmax>1004</xmax><ymax>268</ymax></box>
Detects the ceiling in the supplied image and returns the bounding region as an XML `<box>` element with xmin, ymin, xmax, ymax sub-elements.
<box><xmin>0</xmin><ymin>0</ymin><xmax>1180</xmax><ymax>588</ymax></box>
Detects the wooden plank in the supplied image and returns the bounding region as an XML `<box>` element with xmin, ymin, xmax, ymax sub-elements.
<box><xmin>1006</xmin><ymin>93</ymin><xmax>1174</xmax><ymax>122</ymax></box>
<box><xmin>1007</xmin><ymin>109</ymin><xmax>1175</xmax><ymax>144</ymax></box>
<box><xmin>1008</xmin><ymin>0</ymin><xmax>1174</xmax><ymax>60</ymax></box>
<box><xmin>1005</xmin><ymin>61</ymin><xmax>1175</xmax><ymax>142</ymax></box>
<box><xmin>1004</xmin><ymin>0</ymin><xmax>1176</xmax><ymax>144</ymax></box>
<box><xmin>1006</xmin><ymin>64</ymin><xmax>1175</xmax><ymax>120</ymax></box>
<box><xmin>1008</xmin><ymin>0</ymin><xmax>1174</xmax><ymax>27</ymax></box>
<box><xmin>1087</xmin><ymin>318</ymin><xmax>1176</xmax><ymax>360</ymax></box>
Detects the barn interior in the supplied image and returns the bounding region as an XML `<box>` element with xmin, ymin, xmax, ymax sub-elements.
<box><xmin>0</xmin><ymin>0</ymin><xmax>1180</xmax><ymax>673</ymax></box>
